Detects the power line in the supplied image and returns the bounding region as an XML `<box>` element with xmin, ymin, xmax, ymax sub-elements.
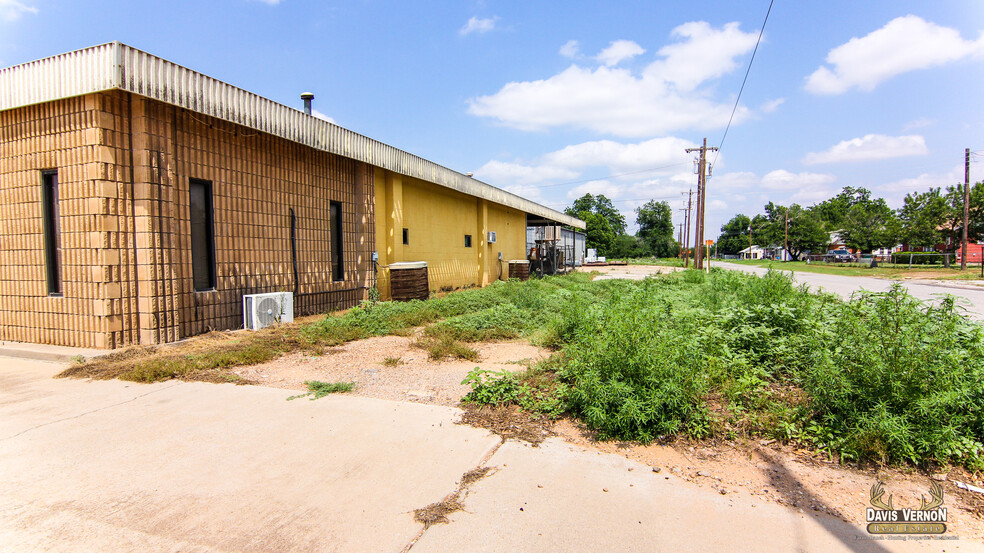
<box><xmin>712</xmin><ymin>0</ymin><xmax>774</xmax><ymax>166</ymax></box>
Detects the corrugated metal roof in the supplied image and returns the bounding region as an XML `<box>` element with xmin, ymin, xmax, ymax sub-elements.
<box><xmin>0</xmin><ymin>42</ymin><xmax>584</xmax><ymax>229</ymax></box>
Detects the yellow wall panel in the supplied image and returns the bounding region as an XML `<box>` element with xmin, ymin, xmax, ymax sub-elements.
<box><xmin>373</xmin><ymin>169</ymin><xmax>528</xmax><ymax>298</ymax></box>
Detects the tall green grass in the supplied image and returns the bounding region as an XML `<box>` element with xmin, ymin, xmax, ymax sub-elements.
<box><xmin>541</xmin><ymin>270</ymin><xmax>984</xmax><ymax>468</ymax></box>
<box><xmin>300</xmin><ymin>268</ymin><xmax>984</xmax><ymax>468</ymax></box>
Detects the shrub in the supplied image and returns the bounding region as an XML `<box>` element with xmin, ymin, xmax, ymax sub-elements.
<box><xmin>461</xmin><ymin>368</ymin><xmax>520</xmax><ymax>405</ymax></box>
<box><xmin>804</xmin><ymin>285</ymin><xmax>984</xmax><ymax>467</ymax></box>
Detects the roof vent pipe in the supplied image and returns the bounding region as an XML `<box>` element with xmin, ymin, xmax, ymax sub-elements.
<box><xmin>301</xmin><ymin>92</ymin><xmax>314</xmax><ymax>115</ymax></box>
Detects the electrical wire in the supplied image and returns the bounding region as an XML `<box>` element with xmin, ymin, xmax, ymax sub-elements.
<box><xmin>712</xmin><ymin>0</ymin><xmax>774</xmax><ymax>165</ymax></box>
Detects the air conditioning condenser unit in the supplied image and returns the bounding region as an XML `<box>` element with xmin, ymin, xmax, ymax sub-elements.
<box><xmin>243</xmin><ymin>292</ymin><xmax>294</xmax><ymax>330</ymax></box>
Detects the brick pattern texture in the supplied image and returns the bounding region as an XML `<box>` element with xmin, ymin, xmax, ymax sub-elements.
<box><xmin>0</xmin><ymin>91</ymin><xmax>374</xmax><ymax>348</ymax></box>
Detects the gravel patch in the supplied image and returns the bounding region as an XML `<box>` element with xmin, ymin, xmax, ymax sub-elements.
<box><xmin>233</xmin><ymin>335</ymin><xmax>550</xmax><ymax>406</ymax></box>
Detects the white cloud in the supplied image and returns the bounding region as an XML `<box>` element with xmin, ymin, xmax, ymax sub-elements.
<box><xmin>542</xmin><ymin>137</ymin><xmax>695</xmax><ymax>175</ymax></box>
<box><xmin>760</xmin><ymin>169</ymin><xmax>837</xmax><ymax>190</ymax></box>
<box><xmin>459</xmin><ymin>16</ymin><xmax>498</xmax><ymax>36</ymax></box>
<box><xmin>650</xmin><ymin>21</ymin><xmax>760</xmax><ymax>92</ymax></box>
<box><xmin>0</xmin><ymin>0</ymin><xmax>37</xmax><ymax>22</ymax></box>
<box><xmin>803</xmin><ymin>134</ymin><xmax>928</xmax><ymax>165</ymax></box>
<box><xmin>903</xmin><ymin>117</ymin><xmax>936</xmax><ymax>131</ymax></box>
<box><xmin>595</xmin><ymin>40</ymin><xmax>645</xmax><ymax>66</ymax></box>
<box><xmin>760</xmin><ymin>98</ymin><xmax>785</xmax><ymax>113</ymax></box>
<box><xmin>568</xmin><ymin>180</ymin><xmax>623</xmax><ymax>199</ymax></box>
<box><xmin>473</xmin><ymin>137</ymin><xmax>696</xmax><ymax>189</ymax></box>
<box><xmin>711</xmin><ymin>169</ymin><xmax>835</xmax><ymax>195</ymax></box>
<box><xmin>712</xmin><ymin>171</ymin><xmax>760</xmax><ymax>190</ymax></box>
<box><xmin>311</xmin><ymin>109</ymin><xmax>335</xmax><ymax>124</ymax></box>
<box><xmin>501</xmin><ymin>183</ymin><xmax>545</xmax><ymax>202</ymax></box>
<box><xmin>875</xmin><ymin>164</ymin><xmax>984</xmax><ymax>206</ymax></box>
<box><xmin>468</xmin><ymin>21</ymin><xmax>759</xmax><ymax>137</ymax></box>
<box><xmin>559</xmin><ymin>40</ymin><xmax>580</xmax><ymax>58</ymax></box>
<box><xmin>474</xmin><ymin>160</ymin><xmax>578</xmax><ymax>186</ymax></box>
<box><xmin>805</xmin><ymin>15</ymin><xmax>984</xmax><ymax>94</ymax></box>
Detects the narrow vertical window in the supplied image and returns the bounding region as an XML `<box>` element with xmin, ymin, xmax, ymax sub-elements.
<box><xmin>330</xmin><ymin>201</ymin><xmax>344</xmax><ymax>281</ymax></box>
<box><xmin>289</xmin><ymin>208</ymin><xmax>299</xmax><ymax>293</ymax></box>
<box><xmin>41</xmin><ymin>170</ymin><xmax>62</xmax><ymax>296</ymax></box>
<box><xmin>464</xmin><ymin>234</ymin><xmax>472</xmax><ymax>248</ymax></box>
<box><xmin>190</xmin><ymin>179</ymin><xmax>216</xmax><ymax>291</ymax></box>
<box><xmin>402</xmin><ymin>228</ymin><xmax>409</xmax><ymax>246</ymax></box>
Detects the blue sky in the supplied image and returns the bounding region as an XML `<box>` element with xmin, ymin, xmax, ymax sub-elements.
<box><xmin>2</xmin><ymin>0</ymin><xmax>982</xmax><ymax>237</ymax></box>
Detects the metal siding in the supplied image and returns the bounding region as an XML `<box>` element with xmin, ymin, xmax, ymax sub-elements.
<box><xmin>0</xmin><ymin>42</ymin><xmax>583</xmax><ymax>229</ymax></box>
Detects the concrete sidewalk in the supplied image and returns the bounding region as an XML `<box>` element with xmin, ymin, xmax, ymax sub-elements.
<box><xmin>2</xmin><ymin>359</ymin><xmax>979</xmax><ymax>552</ymax></box>
<box><xmin>0</xmin><ymin>360</ymin><xmax>499</xmax><ymax>553</ymax></box>
<box><xmin>0</xmin><ymin>340</ymin><xmax>105</xmax><ymax>363</ymax></box>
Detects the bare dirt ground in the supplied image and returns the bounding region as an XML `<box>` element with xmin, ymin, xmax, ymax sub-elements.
<box><xmin>588</xmin><ymin>263</ymin><xmax>684</xmax><ymax>280</ymax></box>
<box><xmin>232</xmin><ymin>334</ymin><xmax>548</xmax><ymax>407</ymax></box>
<box><xmin>233</xmin><ymin>324</ymin><xmax>984</xmax><ymax>540</ymax></box>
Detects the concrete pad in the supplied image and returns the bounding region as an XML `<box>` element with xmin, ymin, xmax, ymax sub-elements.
<box><xmin>0</xmin><ymin>360</ymin><xmax>500</xmax><ymax>553</ymax></box>
<box><xmin>0</xmin><ymin>340</ymin><xmax>106</xmax><ymax>363</ymax></box>
<box><xmin>413</xmin><ymin>439</ymin><xmax>978</xmax><ymax>553</ymax></box>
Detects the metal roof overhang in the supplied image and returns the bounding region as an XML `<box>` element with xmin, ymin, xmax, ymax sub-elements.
<box><xmin>0</xmin><ymin>42</ymin><xmax>584</xmax><ymax>230</ymax></box>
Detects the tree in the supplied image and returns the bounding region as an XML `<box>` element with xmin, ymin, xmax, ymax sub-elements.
<box><xmin>898</xmin><ymin>188</ymin><xmax>947</xmax><ymax>249</ymax></box>
<box><xmin>814</xmin><ymin>187</ymin><xmax>872</xmax><ymax>230</ymax></box>
<box><xmin>785</xmin><ymin>206</ymin><xmax>828</xmax><ymax>260</ymax></box>
<box><xmin>941</xmin><ymin>182</ymin><xmax>984</xmax><ymax>251</ymax></box>
<box><xmin>566</xmin><ymin>194</ymin><xmax>596</xmax><ymax>218</ymax></box>
<box><xmin>840</xmin><ymin>198</ymin><xmax>900</xmax><ymax>253</ymax></box>
<box><xmin>635</xmin><ymin>200</ymin><xmax>676</xmax><ymax>257</ymax></box>
<box><xmin>759</xmin><ymin>201</ymin><xmax>788</xmax><ymax>248</ymax></box>
<box><xmin>582</xmin><ymin>212</ymin><xmax>616</xmax><ymax>256</ymax></box>
<box><xmin>717</xmin><ymin>214</ymin><xmax>750</xmax><ymax>255</ymax></box>
<box><xmin>565</xmin><ymin>193</ymin><xmax>627</xmax><ymax>235</ymax></box>
<box><xmin>749</xmin><ymin>214</ymin><xmax>769</xmax><ymax>247</ymax></box>
<box><xmin>610</xmin><ymin>235</ymin><xmax>652</xmax><ymax>258</ymax></box>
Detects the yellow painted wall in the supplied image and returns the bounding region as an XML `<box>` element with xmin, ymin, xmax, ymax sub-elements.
<box><xmin>373</xmin><ymin>168</ymin><xmax>526</xmax><ymax>299</ymax></box>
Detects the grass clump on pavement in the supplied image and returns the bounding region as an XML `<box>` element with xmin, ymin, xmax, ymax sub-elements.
<box><xmin>287</xmin><ymin>380</ymin><xmax>355</xmax><ymax>400</ymax></box>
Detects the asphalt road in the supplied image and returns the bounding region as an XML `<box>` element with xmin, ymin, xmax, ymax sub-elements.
<box><xmin>713</xmin><ymin>261</ymin><xmax>984</xmax><ymax>320</ymax></box>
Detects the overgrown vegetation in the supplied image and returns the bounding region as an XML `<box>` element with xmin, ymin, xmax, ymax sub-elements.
<box><xmin>461</xmin><ymin>270</ymin><xmax>984</xmax><ymax>470</ymax></box>
<box><xmin>63</xmin><ymin>267</ymin><xmax>984</xmax><ymax>470</ymax></box>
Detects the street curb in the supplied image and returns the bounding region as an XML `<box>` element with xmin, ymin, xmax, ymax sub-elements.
<box><xmin>0</xmin><ymin>343</ymin><xmax>106</xmax><ymax>364</ymax></box>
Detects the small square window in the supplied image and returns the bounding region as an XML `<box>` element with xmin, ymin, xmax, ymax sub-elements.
<box><xmin>464</xmin><ymin>234</ymin><xmax>472</xmax><ymax>248</ymax></box>
<box><xmin>402</xmin><ymin>228</ymin><xmax>409</xmax><ymax>245</ymax></box>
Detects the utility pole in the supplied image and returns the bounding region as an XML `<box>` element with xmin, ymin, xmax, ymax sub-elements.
<box><xmin>748</xmin><ymin>223</ymin><xmax>753</xmax><ymax>259</ymax></box>
<box><xmin>677</xmin><ymin>222</ymin><xmax>683</xmax><ymax>258</ymax></box>
<box><xmin>685</xmin><ymin>138</ymin><xmax>718</xmax><ymax>270</ymax></box>
<box><xmin>784</xmin><ymin>210</ymin><xmax>789</xmax><ymax>262</ymax></box>
<box><xmin>962</xmin><ymin>147</ymin><xmax>970</xmax><ymax>270</ymax></box>
<box><xmin>681</xmin><ymin>190</ymin><xmax>694</xmax><ymax>268</ymax></box>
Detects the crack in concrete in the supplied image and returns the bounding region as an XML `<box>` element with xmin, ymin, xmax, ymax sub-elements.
<box><xmin>401</xmin><ymin>437</ymin><xmax>505</xmax><ymax>553</ymax></box>
<box><xmin>0</xmin><ymin>382</ymin><xmax>183</xmax><ymax>442</ymax></box>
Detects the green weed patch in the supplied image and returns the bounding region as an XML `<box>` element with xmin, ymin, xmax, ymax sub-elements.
<box><xmin>459</xmin><ymin>269</ymin><xmax>984</xmax><ymax>469</ymax></box>
<box><xmin>287</xmin><ymin>380</ymin><xmax>355</xmax><ymax>400</ymax></box>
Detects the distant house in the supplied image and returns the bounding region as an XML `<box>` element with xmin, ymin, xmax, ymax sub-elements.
<box><xmin>765</xmin><ymin>247</ymin><xmax>792</xmax><ymax>261</ymax></box>
<box><xmin>827</xmin><ymin>231</ymin><xmax>847</xmax><ymax>251</ymax></box>
<box><xmin>956</xmin><ymin>243</ymin><xmax>984</xmax><ymax>263</ymax></box>
<box><xmin>738</xmin><ymin>245</ymin><xmax>765</xmax><ymax>260</ymax></box>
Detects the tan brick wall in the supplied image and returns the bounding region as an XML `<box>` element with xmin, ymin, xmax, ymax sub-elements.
<box><xmin>132</xmin><ymin>95</ymin><xmax>375</xmax><ymax>343</ymax></box>
<box><xmin>0</xmin><ymin>93</ymin><xmax>131</xmax><ymax>348</ymax></box>
<box><xmin>0</xmin><ymin>91</ymin><xmax>374</xmax><ymax>348</ymax></box>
